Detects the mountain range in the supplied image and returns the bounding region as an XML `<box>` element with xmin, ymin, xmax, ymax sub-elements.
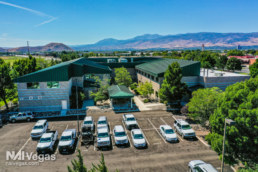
<box><xmin>2</xmin><ymin>32</ymin><xmax>258</xmax><ymax>52</ymax></box>
<box><xmin>72</xmin><ymin>32</ymin><xmax>258</xmax><ymax>50</ymax></box>
<box><xmin>0</xmin><ymin>43</ymin><xmax>73</xmax><ymax>53</ymax></box>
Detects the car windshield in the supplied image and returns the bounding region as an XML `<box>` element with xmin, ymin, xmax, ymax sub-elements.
<box><xmin>127</xmin><ymin>117</ymin><xmax>135</xmax><ymax>121</ymax></box>
<box><xmin>60</xmin><ymin>136</ymin><xmax>72</xmax><ymax>141</ymax></box>
<box><xmin>39</xmin><ymin>137</ymin><xmax>51</xmax><ymax>143</ymax></box>
<box><xmin>165</xmin><ymin>129</ymin><xmax>174</xmax><ymax>134</ymax></box>
<box><xmin>98</xmin><ymin>120</ymin><xmax>107</xmax><ymax>124</ymax></box>
<box><xmin>33</xmin><ymin>125</ymin><xmax>43</xmax><ymax>129</ymax></box>
<box><xmin>98</xmin><ymin>132</ymin><xmax>109</xmax><ymax>138</ymax></box>
<box><xmin>84</xmin><ymin>121</ymin><xmax>92</xmax><ymax>124</ymax></box>
<box><xmin>182</xmin><ymin>125</ymin><xmax>191</xmax><ymax>130</ymax></box>
<box><xmin>134</xmin><ymin>134</ymin><xmax>143</xmax><ymax>139</ymax></box>
<box><xmin>115</xmin><ymin>131</ymin><xmax>126</xmax><ymax>137</ymax></box>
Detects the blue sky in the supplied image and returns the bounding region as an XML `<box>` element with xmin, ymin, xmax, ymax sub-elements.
<box><xmin>1</xmin><ymin>0</ymin><xmax>258</xmax><ymax>47</ymax></box>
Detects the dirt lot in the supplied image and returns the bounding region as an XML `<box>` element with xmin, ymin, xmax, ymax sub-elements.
<box><xmin>0</xmin><ymin>111</ymin><xmax>233</xmax><ymax>172</ymax></box>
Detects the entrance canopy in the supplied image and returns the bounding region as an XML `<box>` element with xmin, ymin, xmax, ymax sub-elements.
<box><xmin>108</xmin><ymin>85</ymin><xmax>134</xmax><ymax>99</ymax></box>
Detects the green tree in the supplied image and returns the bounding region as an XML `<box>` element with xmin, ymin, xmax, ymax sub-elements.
<box><xmin>137</xmin><ymin>82</ymin><xmax>154</xmax><ymax>99</ymax></box>
<box><xmin>226</xmin><ymin>57</ymin><xmax>242</xmax><ymax>71</ymax></box>
<box><xmin>187</xmin><ymin>87</ymin><xmax>223</xmax><ymax>127</ymax></box>
<box><xmin>159</xmin><ymin>62</ymin><xmax>188</xmax><ymax>106</ymax></box>
<box><xmin>249</xmin><ymin>60</ymin><xmax>258</xmax><ymax>78</ymax></box>
<box><xmin>91</xmin><ymin>154</ymin><xmax>108</xmax><ymax>172</ymax></box>
<box><xmin>216</xmin><ymin>55</ymin><xmax>228</xmax><ymax>70</ymax></box>
<box><xmin>68</xmin><ymin>149</ymin><xmax>87</xmax><ymax>172</ymax></box>
<box><xmin>0</xmin><ymin>60</ymin><xmax>14</xmax><ymax>110</ymax></box>
<box><xmin>68</xmin><ymin>150</ymin><xmax>112</xmax><ymax>172</ymax></box>
<box><xmin>90</xmin><ymin>76</ymin><xmax>110</xmax><ymax>103</ymax></box>
<box><xmin>114</xmin><ymin>67</ymin><xmax>132</xmax><ymax>87</ymax></box>
<box><xmin>227</xmin><ymin>50</ymin><xmax>244</xmax><ymax>56</ymax></box>
<box><xmin>207</xmin><ymin>78</ymin><xmax>258</xmax><ymax>168</ymax></box>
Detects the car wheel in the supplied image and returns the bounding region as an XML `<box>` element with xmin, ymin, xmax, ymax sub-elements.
<box><xmin>11</xmin><ymin>119</ymin><xmax>16</xmax><ymax>123</ymax></box>
<box><xmin>27</xmin><ymin>118</ymin><xmax>31</xmax><ymax>122</ymax></box>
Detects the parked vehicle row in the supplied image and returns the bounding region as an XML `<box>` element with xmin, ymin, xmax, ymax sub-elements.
<box><xmin>30</xmin><ymin>119</ymin><xmax>77</xmax><ymax>154</ymax></box>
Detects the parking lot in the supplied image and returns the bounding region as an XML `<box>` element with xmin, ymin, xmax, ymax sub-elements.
<box><xmin>0</xmin><ymin>111</ymin><xmax>233</xmax><ymax>172</ymax></box>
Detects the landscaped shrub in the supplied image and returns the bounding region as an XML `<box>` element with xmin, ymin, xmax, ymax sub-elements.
<box><xmin>143</xmin><ymin>99</ymin><xmax>149</xmax><ymax>103</ymax></box>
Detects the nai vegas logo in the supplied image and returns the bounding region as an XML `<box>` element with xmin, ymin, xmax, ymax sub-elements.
<box><xmin>6</xmin><ymin>151</ymin><xmax>56</xmax><ymax>166</ymax></box>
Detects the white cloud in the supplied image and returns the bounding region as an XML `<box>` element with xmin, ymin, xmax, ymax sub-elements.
<box><xmin>0</xmin><ymin>1</ymin><xmax>57</xmax><ymax>27</ymax></box>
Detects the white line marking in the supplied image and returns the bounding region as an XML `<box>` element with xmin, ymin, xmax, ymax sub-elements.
<box><xmin>177</xmin><ymin>135</ymin><xmax>184</xmax><ymax>142</ymax></box>
<box><xmin>230</xmin><ymin>166</ymin><xmax>237</xmax><ymax>172</ymax></box>
<box><xmin>147</xmin><ymin>118</ymin><xmax>167</xmax><ymax>144</ymax></box>
<box><xmin>171</xmin><ymin>115</ymin><xmax>177</xmax><ymax>121</ymax></box>
<box><xmin>153</xmin><ymin>142</ymin><xmax>161</xmax><ymax>145</ymax></box>
<box><xmin>94</xmin><ymin>145</ymin><xmax>96</xmax><ymax>151</ymax></box>
<box><xmin>142</xmin><ymin>128</ymin><xmax>156</xmax><ymax>131</ymax></box>
<box><xmin>65</xmin><ymin>124</ymin><xmax>69</xmax><ymax>130</ymax></box>
<box><xmin>160</xmin><ymin>117</ymin><xmax>168</xmax><ymax>125</ymax></box>
<box><xmin>109</xmin><ymin>122</ymin><xmax>112</xmax><ymax>134</ymax></box>
<box><xmin>18</xmin><ymin>137</ymin><xmax>31</xmax><ymax>152</ymax></box>
<box><xmin>142</xmin><ymin>131</ymin><xmax>150</xmax><ymax>146</ymax></box>
<box><xmin>196</xmin><ymin>136</ymin><xmax>210</xmax><ymax>147</ymax></box>
<box><xmin>122</xmin><ymin>121</ymin><xmax>133</xmax><ymax>148</ymax></box>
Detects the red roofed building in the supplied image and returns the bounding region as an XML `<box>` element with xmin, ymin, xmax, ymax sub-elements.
<box><xmin>228</xmin><ymin>55</ymin><xmax>254</xmax><ymax>63</ymax></box>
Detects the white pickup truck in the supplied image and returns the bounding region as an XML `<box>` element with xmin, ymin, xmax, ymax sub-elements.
<box><xmin>37</xmin><ymin>130</ymin><xmax>58</xmax><ymax>154</ymax></box>
<box><xmin>174</xmin><ymin>119</ymin><xmax>196</xmax><ymax>139</ymax></box>
<box><xmin>58</xmin><ymin>129</ymin><xmax>77</xmax><ymax>154</ymax></box>
<box><xmin>123</xmin><ymin>114</ymin><xmax>138</xmax><ymax>130</ymax></box>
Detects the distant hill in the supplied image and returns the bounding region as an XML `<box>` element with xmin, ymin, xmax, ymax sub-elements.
<box><xmin>0</xmin><ymin>47</ymin><xmax>7</xmax><ymax>52</ymax></box>
<box><xmin>72</xmin><ymin>32</ymin><xmax>258</xmax><ymax>50</ymax></box>
<box><xmin>7</xmin><ymin>43</ymin><xmax>73</xmax><ymax>52</ymax></box>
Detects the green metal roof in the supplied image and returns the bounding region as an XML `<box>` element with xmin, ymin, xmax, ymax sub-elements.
<box><xmin>135</xmin><ymin>59</ymin><xmax>200</xmax><ymax>77</ymax></box>
<box><xmin>14</xmin><ymin>58</ymin><xmax>112</xmax><ymax>83</ymax></box>
<box><xmin>108</xmin><ymin>85</ymin><xmax>134</xmax><ymax>99</ymax></box>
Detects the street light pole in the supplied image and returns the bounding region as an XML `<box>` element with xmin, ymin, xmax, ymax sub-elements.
<box><xmin>221</xmin><ymin>119</ymin><xmax>227</xmax><ymax>172</ymax></box>
<box><xmin>221</xmin><ymin>118</ymin><xmax>236</xmax><ymax>172</ymax></box>
<box><xmin>76</xmin><ymin>79</ymin><xmax>80</xmax><ymax>136</ymax></box>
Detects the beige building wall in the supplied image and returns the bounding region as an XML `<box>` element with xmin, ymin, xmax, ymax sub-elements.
<box><xmin>137</xmin><ymin>73</ymin><xmax>161</xmax><ymax>99</ymax></box>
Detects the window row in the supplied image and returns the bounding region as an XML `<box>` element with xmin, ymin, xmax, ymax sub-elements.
<box><xmin>27</xmin><ymin>82</ymin><xmax>60</xmax><ymax>89</ymax></box>
<box><xmin>136</xmin><ymin>70</ymin><xmax>159</xmax><ymax>82</ymax></box>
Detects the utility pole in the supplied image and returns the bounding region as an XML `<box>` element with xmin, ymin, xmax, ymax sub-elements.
<box><xmin>76</xmin><ymin>79</ymin><xmax>80</xmax><ymax>136</ymax></box>
<box><xmin>221</xmin><ymin>118</ymin><xmax>236</xmax><ymax>172</ymax></box>
<box><xmin>27</xmin><ymin>41</ymin><xmax>30</xmax><ymax>56</ymax></box>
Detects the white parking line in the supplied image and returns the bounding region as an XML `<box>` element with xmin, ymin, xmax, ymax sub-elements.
<box><xmin>147</xmin><ymin>119</ymin><xmax>167</xmax><ymax>144</ymax></box>
<box><xmin>18</xmin><ymin>137</ymin><xmax>31</xmax><ymax>152</ymax></box>
<box><xmin>177</xmin><ymin>135</ymin><xmax>184</xmax><ymax>142</ymax></box>
<box><xmin>142</xmin><ymin>128</ymin><xmax>156</xmax><ymax>131</ymax></box>
<box><xmin>143</xmin><ymin>132</ymin><xmax>150</xmax><ymax>146</ymax></box>
<box><xmin>160</xmin><ymin>117</ymin><xmax>168</xmax><ymax>125</ymax></box>
<box><xmin>65</xmin><ymin>124</ymin><xmax>69</xmax><ymax>130</ymax></box>
<box><xmin>196</xmin><ymin>136</ymin><xmax>210</xmax><ymax>147</ymax></box>
<box><xmin>109</xmin><ymin>122</ymin><xmax>112</xmax><ymax>134</ymax></box>
<box><xmin>122</xmin><ymin>121</ymin><xmax>133</xmax><ymax>148</ymax></box>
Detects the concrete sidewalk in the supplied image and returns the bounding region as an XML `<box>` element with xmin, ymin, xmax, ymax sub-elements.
<box><xmin>133</xmin><ymin>96</ymin><xmax>166</xmax><ymax>111</ymax></box>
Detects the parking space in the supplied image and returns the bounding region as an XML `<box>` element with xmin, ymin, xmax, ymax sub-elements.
<box><xmin>0</xmin><ymin>111</ymin><xmax>233</xmax><ymax>172</ymax></box>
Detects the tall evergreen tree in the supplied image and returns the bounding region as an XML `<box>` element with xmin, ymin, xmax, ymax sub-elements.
<box><xmin>0</xmin><ymin>60</ymin><xmax>13</xmax><ymax>110</ymax></box>
<box><xmin>159</xmin><ymin>62</ymin><xmax>188</xmax><ymax>106</ymax></box>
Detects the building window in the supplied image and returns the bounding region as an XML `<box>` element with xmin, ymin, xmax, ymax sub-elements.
<box><xmin>151</xmin><ymin>76</ymin><xmax>154</xmax><ymax>80</ymax></box>
<box><xmin>27</xmin><ymin>82</ymin><xmax>40</xmax><ymax>89</ymax></box>
<box><xmin>47</xmin><ymin>82</ymin><xmax>60</xmax><ymax>88</ymax></box>
<box><xmin>29</xmin><ymin>96</ymin><xmax>33</xmax><ymax>100</ymax></box>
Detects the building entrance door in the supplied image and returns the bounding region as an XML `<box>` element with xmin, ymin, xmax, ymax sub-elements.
<box><xmin>61</xmin><ymin>100</ymin><xmax>68</xmax><ymax>110</ymax></box>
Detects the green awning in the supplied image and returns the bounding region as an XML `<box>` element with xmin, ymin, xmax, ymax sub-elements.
<box><xmin>108</xmin><ymin>85</ymin><xmax>134</xmax><ymax>99</ymax></box>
